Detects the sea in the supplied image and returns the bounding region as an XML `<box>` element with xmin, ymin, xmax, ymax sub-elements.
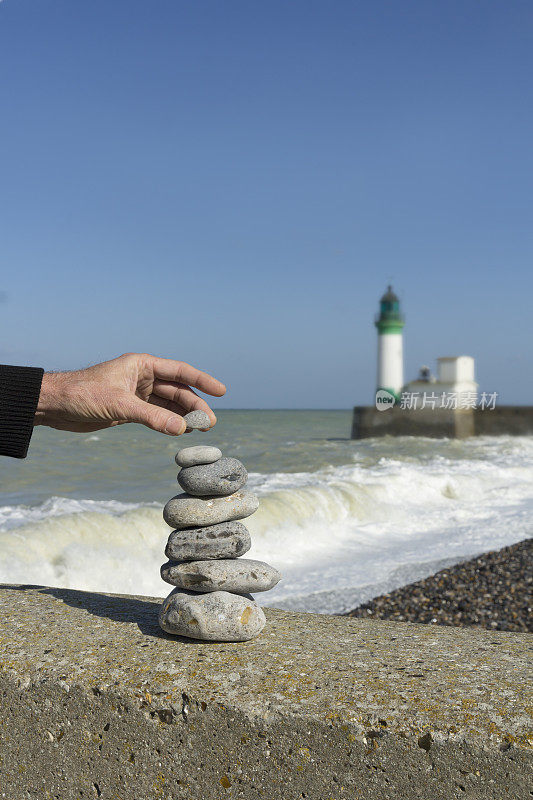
<box><xmin>0</xmin><ymin>410</ymin><xmax>531</xmax><ymax>614</ymax></box>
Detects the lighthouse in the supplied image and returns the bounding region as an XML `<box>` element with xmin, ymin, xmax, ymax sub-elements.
<box><xmin>375</xmin><ymin>285</ymin><xmax>405</xmax><ymax>399</ymax></box>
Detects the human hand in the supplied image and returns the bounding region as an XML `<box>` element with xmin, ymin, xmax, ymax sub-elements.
<box><xmin>34</xmin><ymin>353</ymin><xmax>226</xmax><ymax>435</ymax></box>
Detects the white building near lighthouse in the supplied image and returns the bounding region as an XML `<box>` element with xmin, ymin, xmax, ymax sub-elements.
<box><xmin>405</xmin><ymin>356</ymin><xmax>478</xmax><ymax>405</ymax></box>
<box><xmin>374</xmin><ymin>285</ymin><xmax>405</xmax><ymax>399</ymax></box>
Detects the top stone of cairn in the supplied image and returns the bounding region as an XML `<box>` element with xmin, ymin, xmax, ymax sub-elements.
<box><xmin>175</xmin><ymin>446</ymin><xmax>222</xmax><ymax>468</ymax></box>
<box><xmin>183</xmin><ymin>410</ymin><xmax>212</xmax><ymax>431</ymax></box>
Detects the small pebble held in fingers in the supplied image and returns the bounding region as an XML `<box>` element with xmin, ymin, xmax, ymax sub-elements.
<box><xmin>175</xmin><ymin>446</ymin><xmax>222</xmax><ymax>468</ymax></box>
<box><xmin>163</xmin><ymin>490</ymin><xmax>259</xmax><ymax>530</ymax></box>
<box><xmin>160</xmin><ymin>558</ymin><xmax>282</xmax><ymax>594</ymax></box>
<box><xmin>165</xmin><ymin>520</ymin><xmax>251</xmax><ymax>561</ymax></box>
<box><xmin>183</xmin><ymin>410</ymin><xmax>212</xmax><ymax>431</ymax></box>
<box><xmin>178</xmin><ymin>457</ymin><xmax>247</xmax><ymax>497</ymax></box>
<box><xmin>159</xmin><ymin>588</ymin><xmax>266</xmax><ymax>642</ymax></box>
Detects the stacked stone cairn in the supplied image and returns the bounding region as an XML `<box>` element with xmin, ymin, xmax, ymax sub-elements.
<box><xmin>158</xmin><ymin>410</ymin><xmax>281</xmax><ymax>642</ymax></box>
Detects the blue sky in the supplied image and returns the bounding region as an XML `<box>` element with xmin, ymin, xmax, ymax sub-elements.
<box><xmin>1</xmin><ymin>0</ymin><xmax>531</xmax><ymax>407</ymax></box>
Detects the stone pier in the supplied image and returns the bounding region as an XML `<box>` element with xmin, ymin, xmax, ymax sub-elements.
<box><xmin>351</xmin><ymin>405</ymin><xmax>533</xmax><ymax>438</ymax></box>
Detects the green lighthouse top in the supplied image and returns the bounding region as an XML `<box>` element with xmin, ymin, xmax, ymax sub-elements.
<box><xmin>375</xmin><ymin>285</ymin><xmax>405</xmax><ymax>333</ymax></box>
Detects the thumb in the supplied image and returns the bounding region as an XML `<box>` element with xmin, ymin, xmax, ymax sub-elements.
<box><xmin>127</xmin><ymin>398</ymin><xmax>186</xmax><ymax>436</ymax></box>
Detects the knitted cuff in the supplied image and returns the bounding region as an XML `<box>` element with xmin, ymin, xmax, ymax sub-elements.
<box><xmin>0</xmin><ymin>365</ymin><xmax>44</xmax><ymax>458</ymax></box>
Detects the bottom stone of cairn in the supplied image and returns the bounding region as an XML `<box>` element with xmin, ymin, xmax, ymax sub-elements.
<box><xmin>158</xmin><ymin>588</ymin><xmax>266</xmax><ymax>642</ymax></box>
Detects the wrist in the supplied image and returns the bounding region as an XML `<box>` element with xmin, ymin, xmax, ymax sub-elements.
<box><xmin>34</xmin><ymin>372</ymin><xmax>67</xmax><ymax>426</ymax></box>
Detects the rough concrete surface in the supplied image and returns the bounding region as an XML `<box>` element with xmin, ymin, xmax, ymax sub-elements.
<box><xmin>0</xmin><ymin>584</ymin><xmax>531</xmax><ymax>800</ymax></box>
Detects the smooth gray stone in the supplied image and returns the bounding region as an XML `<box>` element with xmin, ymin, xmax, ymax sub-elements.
<box><xmin>175</xmin><ymin>446</ymin><xmax>222</xmax><ymax>468</ymax></box>
<box><xmin>158</xmin><ymin>588</ymin><xmax>266</xmax><ymax>642</ymax></box>
<box><xmin>165</xmin><ymin>521</ymin><xmax>251</xmax><ymax>561</ymax></box>
<box><xmin>160</xmin><ymin>558</ymin><xmax>281</xmax><ymax>594</ymax></box>
<box><xmin>183</xmin><ymin>410</ymin><xmax>212</xmax><ymax>430</ymax></box>
<box><xmin>178</xmin><ymin>457</ymin><xmax>247</xmax><ymax>497</ymax></box>
<box><xmin>163</xmin><ymin>490</ymin><xmax>259</xmax><ymax>530</ymax></box>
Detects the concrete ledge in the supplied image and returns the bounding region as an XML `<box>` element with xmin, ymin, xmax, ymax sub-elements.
<box><xmin>0</xmin><ymin>585</ymin><xmax>531</xmax><ymax>799</ymax></box>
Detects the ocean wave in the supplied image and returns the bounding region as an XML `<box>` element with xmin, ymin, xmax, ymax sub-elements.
<box><xmin>0</xmin><ymin>496</ymin><xmax>150</xmax><ymax>530</ymax></box>
<box><xmin>1</xmin><ymin>443</ymin><xmax>532</xmax><ymax>611</ymax></box>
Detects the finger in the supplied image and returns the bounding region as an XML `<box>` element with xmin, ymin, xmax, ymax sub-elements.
<box><xmin>126</xmin><ymin>397</ymin><xmax>186</xmax><ymax>436</ymax></box>
<box><xmin>148</xmin><ymin>357</ymin><xmax>226</xmax><ymax>397</ymax></box>
<box><xmin>149</xmin><ymin>393</ymin><xmax>214</xmax><ymax>431</ymax></box>
<box><xmin>151</xmin><ymin>381</ymin><xmax>217</xmax><ymax>424</ymax></box>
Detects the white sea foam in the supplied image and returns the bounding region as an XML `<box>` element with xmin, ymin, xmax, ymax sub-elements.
<box><xmin>1</xmin><ymin>436</ymin><xmax>532</xmax><ymax>612</ymax></box>
<box><xmin>0</xmin><ymin>496</ymin><xmax>143</xmax><ymax>530</ymax></box>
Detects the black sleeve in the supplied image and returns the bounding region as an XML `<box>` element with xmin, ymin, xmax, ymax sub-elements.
<box><xmin>0</xmin><ymin>365</ymin><xmax>44</xmax><ymax>458</ymax></box>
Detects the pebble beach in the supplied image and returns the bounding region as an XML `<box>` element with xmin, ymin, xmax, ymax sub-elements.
<box><xmin>345</xmin><ymin>538</ymin><xmax>532</xmax><ymax>632</ymax></box>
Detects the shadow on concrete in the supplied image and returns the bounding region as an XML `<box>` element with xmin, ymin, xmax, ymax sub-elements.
<box><xmin>2</xmin><ymin>583</ymin><xmax>198</xmax><ymax>643</ymax></box>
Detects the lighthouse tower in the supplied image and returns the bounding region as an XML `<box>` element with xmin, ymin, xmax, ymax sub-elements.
<box><xmin>375</xmin><ymin>285</ymin><xmax>405</xmax><ymax>399</ymax></box>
